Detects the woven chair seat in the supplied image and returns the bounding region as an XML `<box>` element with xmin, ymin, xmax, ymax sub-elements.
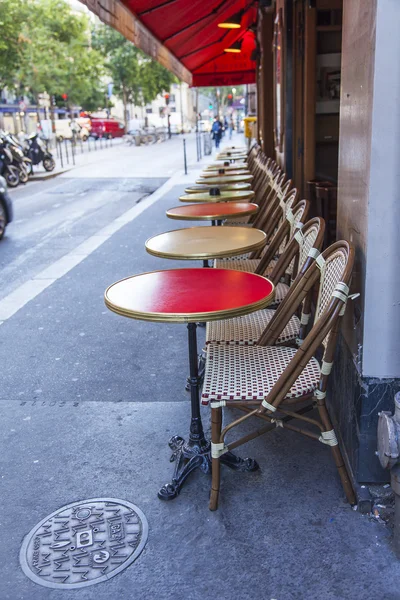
<box><xmin>223</xmin><ymin>221</ymin><xmax>252</xmax><ymax>227</ymax></box>
<box><xmin>206</xmin><ymin>309</ymin><xmax>300</xmax><ymax>346</ymax></box>
<box><xmin>215</xmin><ymin>241</ymin><xmax>271</xmax><ymax>263</ymax></box>
<box><xmin>201</xmin><ymin>344</ymin><xmax>320</xmax><ymax>405</ymax></box>
<box><xmin>214</xmin><ymin>258</ymin><xmax>260</xmax><ymax>272</ymax></box>
<box><xmin>214</xmin><ymin>258</ymin><xmax>278</xmax><ymax>276</ymax></box>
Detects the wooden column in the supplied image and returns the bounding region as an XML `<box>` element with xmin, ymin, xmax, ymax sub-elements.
<box><xmin>257</xmin><ymin>8</ymin><xmax>274</xmax><ymax>158</ymax></box>
<box><xmin>303</xmin><ymin>5</ymin><xmax>316</xmax><ymax>185</ymax></box>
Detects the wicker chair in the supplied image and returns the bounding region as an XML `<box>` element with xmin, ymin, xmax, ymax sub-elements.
<box><xmin>206</xmin><ymin>217</ymin><xmax>325</xmax><ymax>348</ymax></box>
<box><xmin>225</xmin><ymin>169</ymin><xmax>287</xmax><ymax>229</ymax></box>
<box><xmin>202</xmin><ymin>241</ymin><xmax>356</xmax><ymax>510</ymax></box>
<box><xmin>217</xmin><ymin>190</ymin><xmax>302</xmax><ymax>270</ymax></box>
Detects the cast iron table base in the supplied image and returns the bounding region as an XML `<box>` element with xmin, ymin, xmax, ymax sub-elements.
<box><xmin>158</xmin><ymin>322</ymin><xmax>258</xmax><ymax>501</ymax></box>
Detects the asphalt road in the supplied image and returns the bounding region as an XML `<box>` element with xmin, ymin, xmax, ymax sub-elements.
<box><xmin>0</xmin><ymin>132</ymin><xmax>200</xmax><ymax>301</ymax></box>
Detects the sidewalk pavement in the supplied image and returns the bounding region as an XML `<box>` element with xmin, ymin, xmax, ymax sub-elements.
<box><xmin>27</xmin><ymin>133</ymin><xmax>202</xmax><ymax>181</ymax></box>
<box><xmin>1</xmin><ymin>140</ymin><xmax>399</xmax><ymax>600</ymax></box>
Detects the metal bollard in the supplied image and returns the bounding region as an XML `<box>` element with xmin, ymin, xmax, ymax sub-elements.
<box><xmin>183</xmin><ymin>138</ymin><xmax>188</xmax><ymax>175</ymax></box>
<box><xmin>59</xmin><ymin>140</ymin><xmax>63</xmax><ymax>168</ymax></box>
<box><xmin>65</xmin><ymin>140</ymin><xmax>69</xmax><ymax>164</ymax></box>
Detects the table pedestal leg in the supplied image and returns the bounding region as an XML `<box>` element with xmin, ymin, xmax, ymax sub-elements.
<box><xmin>158</xmin><ymin>323</ymin><xmax>211</xmax><ymax>500</ymax></box>
<box><xmin>159</xmin><ymin>324</ymin><xmax>258</xmax><ymax>501</ymax></box>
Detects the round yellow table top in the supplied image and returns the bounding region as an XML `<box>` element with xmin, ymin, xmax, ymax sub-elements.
<box><xmin>145</xmin><ymin>226</ymin><xmax>266</xmax><ymax>260</ymax></box>
<box><xmin>215</xmin><ymin>156</ymin><xmax>247</xmax><ymax>163</ymax></box>
<box><xmin>166</xmin><ymin>202</ymin><xmax>258</xmax><ymax>221</ymax></box>
<box><xmin>179</xmin><ymin>190</ymin><xmax>255</xmax><ymax>203</ymax></box>
<box><xmin>205</xmin><ymin>163</ymin><xmax>248</xmax><ymax>171</ymax></box>
<box><xmin>185</xmin><ymin>182</ymin><xmax>252</xmax><ymax>193</ymax></box>
<box><xmin>197</xmin><ymin>174</ymin><xmax>253</xmax><ymax>184</ymax></box>
<box><xmin>200</xmin><ymin>169</ymin><xmax>251</xmax><ymax>178</ymax></box>
<box><xmin>217</xmin><ymin>152</ymin><xmax>247</xmax><ymax>160</ymax></box>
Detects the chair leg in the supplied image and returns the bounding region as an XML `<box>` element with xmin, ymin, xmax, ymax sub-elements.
<box><xmin>209</xmin><ymin>407</ymin><xmax>222</xmax><ymax>511</ymax></box>
<box><xmin>317</xmin><ymin>401</ymin><xmax>356</xmax><ymax>505</ymax></box>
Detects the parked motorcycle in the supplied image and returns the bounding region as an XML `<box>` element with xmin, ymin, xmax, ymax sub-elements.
<box><xmin>0</xmin><ymin>138</ymin><xmax>20</xmax><ymax>188</ymax></box>
<box><xmin>0</xmin><ymin>132</ymin><xmax>31</xmax><ymax>184</ymax></box>
<box><xmin>25</xmin><ymin>133</ymin><xmax>55</xmax><ymax>172</ymax></box>
<box><xmin>0</xmin><ymin>175</ymin><xmax>13</xmax><ymax>240</ymax></box>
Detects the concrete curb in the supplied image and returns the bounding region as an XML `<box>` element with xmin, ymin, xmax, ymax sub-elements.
<box><xmin>29</xmin><ymin>168</ymin><xmax>72</xmax><ymax>181</ymax></box>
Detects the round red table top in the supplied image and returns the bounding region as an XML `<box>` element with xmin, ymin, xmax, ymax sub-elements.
<box><xmin>105</xmin><ymin>269</ymin><xmax>274</xmax><ymax>323</ymax></box>
<box><xmin>166</xmin><ymin>202</ymin><xmax>258</xmax><ymax>221</ymax></box>
<box><xmin>206</xmin><ymin>163</ymin><xmax>248</xmax><ymax>170</ymax></box>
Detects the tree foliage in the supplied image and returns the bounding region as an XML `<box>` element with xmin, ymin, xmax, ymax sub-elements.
<box><xmin>0</xmin><ymin>0</ymin><xmax>27</xmax><ymax>91</ymax></box>
<box><xmin>92</xmin><ymin>25</ymin><xmax>177</xmax><ymax>127</ymax></box>
<box><xmin>0</xmin><ymin>0</ymin><xmax>178</xmax><ymax>119</ymax></box>
<box><xmin>17</xmin><ymin>0</ymin><xmax>104</xmax><ymax>109</ymax></box>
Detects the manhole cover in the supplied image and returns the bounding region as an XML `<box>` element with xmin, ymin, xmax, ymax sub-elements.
<box><xmin>20</xmin><ymin>498</ymin><xmax>148</xmax><ymax>589</ymax></box>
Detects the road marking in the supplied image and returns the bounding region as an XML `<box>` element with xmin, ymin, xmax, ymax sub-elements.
<box><xmin>0</xmin><ymin>171</ymin><xmax>189</xmax><ymax>324</ymax></box>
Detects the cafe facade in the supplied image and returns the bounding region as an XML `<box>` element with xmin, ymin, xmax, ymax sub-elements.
<box><xmin>81</xmin><ymin>0</ymin><xmax>400</xmax><ymax>500</ymax></box>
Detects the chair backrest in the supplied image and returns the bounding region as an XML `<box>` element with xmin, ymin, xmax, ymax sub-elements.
<box><xmin>255</xmin><ymin>200</ymin><xmax>310</xmax><ymax>278</ymax></box>
<box><xmin>257</xmin><ymin>240</ymin><xmax>355</xmax><ymax>413</ymax></box>
<box><xmin>252</xmin><ymin>165</ymin><xmax>283</xmax><ymax>211</ymax></box>
<box><xmin>250</xmin><ymin>156</ymin><xmax>272</xmax><ymax>195</ymax></box>
<box><xmin>257</xmin><ymin>218</ymin><xmax>325</xmax><ymax>346</ymax></box>
<box><xmin>253</xmin><ymin>187</ymin><xmax>298</xmax><ymax>253</ymax></box>
<box><xmin>253</xmin><ymin>176</ymin><xmax>292</xmax><ymax>232</ymax></box>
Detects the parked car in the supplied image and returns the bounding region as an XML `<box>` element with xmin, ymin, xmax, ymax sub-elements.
<box><xmin>0</xmin><ymin>175</ymin><xmax>13</xmax><ymax>240</ymax></box>
<box><xmin>90</xmin><ymin>118</ymin><xmax>125</xmax><ymax>139</ymax></box>
<box><xmin>54</xmin><ymin>120</ymin><xmax>90</xmax><ymax>142</ymax></box>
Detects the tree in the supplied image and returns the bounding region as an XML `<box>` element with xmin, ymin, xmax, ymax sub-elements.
<box><xmin>92</xmin><ymin>25</ymin><xmax>177</xmax><ymax>129</ymax></box>
<box><xmin>200</xmin><ymin>86</ymin><xmax>245</xmax><ymax>115</ymax></box>
<box><xmin>16</xmin><ymin>0</ymin><xmax>104</xmax><ymax>116</ymax></box>
<box><xmin>0</xmin><ymin>0</ymin><xmax>28</xmax><ymax>94</ymax></box>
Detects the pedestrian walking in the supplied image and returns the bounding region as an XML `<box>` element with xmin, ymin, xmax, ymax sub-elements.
<box><xmin>211</xmin><ymin>116</ymin><xmax>223</xmax><ymax>149</ymax></box>
<box><xmin>228</xmin><ymin>117</ymin><xmax>235</xmax><ymax>140</ymax></box>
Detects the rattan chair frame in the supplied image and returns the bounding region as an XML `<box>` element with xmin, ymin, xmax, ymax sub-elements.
<box><xmin>208</xmin><ymin>241</ymin><xmax>356</xmax><ymax>511</ymax></box>
<box><xmin>223</xmin><ymin>162</ymin><xmax>282</xmax><ymax>229</ymax></box>
<box><xmin>205</xmin><ymin>217</ymin><xmax>325</xmax><ymax>350</ymax></box>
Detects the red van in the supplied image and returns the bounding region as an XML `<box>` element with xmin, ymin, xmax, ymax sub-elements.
<box><xmin>90</xmin><ymin>118</ymin><xmax>125</xmax><ymax>139</ymax></box>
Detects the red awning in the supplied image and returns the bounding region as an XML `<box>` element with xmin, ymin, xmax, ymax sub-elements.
<box><xmin>81</xmin><ymin>0</ymin><xmax>257</xmax><ymax>87</ymax></box>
